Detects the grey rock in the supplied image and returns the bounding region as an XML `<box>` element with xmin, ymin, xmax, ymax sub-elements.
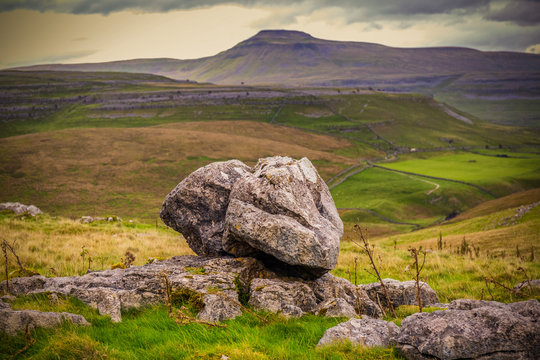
<box><xmin>397</xmin><ymin>299</ymin><xmax>540</xmax><ymax>360</ymax></box>
<box><xmin>317</xmin><ymin>317</ymin><xmax>399</xmax><ymax>347</ymax></box>
<box><xmin>314</xmin><ymin>298</ymin><xmax>357</xmax><ymax>318</ymax></box>
<box><xmin>1</xmin><ymin>295</ymin><xmax>16</xmax><ymax>303</ymax></box>
<box><xmin>0</xmin><ymin>202</ymin><xmax>42</xmax><ymax>216</ymax></box>
<box><xmin>0</xmin><ymin>256</ymin><xmax>268</xmax><ymax>323</ymax></box>
<box><xmin>198</xmin><ymin>294</ymin><xmax>242</xmax><ymax>323</ymax></box>
<box><xmin>72</xmin><ymin>287</ymin><xmax>122</xmax><ymax>322</ymax></box>
<box><xmin>0</xmin><ymin>306</ymin><xmax>90</xmax><ymax>336</ymax></box>
<box><xmin>514</xmin><ymin>279</ymin><xmax>540</xmax><ymax>293</ymax></box>
<box><xmin>281</xmin><ymin>304</ymin><xmax>305</xmax><ymax>318</ymax></box>
<box><xmin>161</xmin><ymin>160</ymin><xmax>250</xmax><ymax>256</ymax></box>
<box><xmin>223</xmin><ymin>156</ymin><xmax>343</xmax><ymax>277</ymax></box>
<box><xmin>248</xmin><ymin>278</ymin><xmax>317</xmax><ymax>314</ymax></box>
<box><xmin>361</xmin><ymin>279</ymin><xmax>439</xmax><ymax>309</ymax></box>
<box><xmin>309</xmin><ymin>273</ymin><xmax>382</xmax><ymax>318</ymax></box>
<box><xmin>447</xmin><ymin>298</ymin><xmax>507</xmax><ymax>311</ymax></box>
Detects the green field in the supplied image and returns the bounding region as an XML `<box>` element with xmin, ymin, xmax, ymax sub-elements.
<box><xmin>331</xmin><ymin>167</ymin><xmax>492</xmax><ymax>226</ymax></box>
<box><xmin>382</xmin><ymin>152</ymin><xmax>540</xmax><ymax>196</ymax></box>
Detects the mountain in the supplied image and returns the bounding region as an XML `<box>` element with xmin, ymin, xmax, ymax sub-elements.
<box><xmin>12</xmin><ymin>30</ymin><xmax>540</xmax><ymax>87</ymax></box>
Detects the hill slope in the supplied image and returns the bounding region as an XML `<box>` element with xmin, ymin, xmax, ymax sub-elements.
<box><xmin>13</xmin><ymin>30</ymin><xmax>540</xmax><ymax>87</ymax></box>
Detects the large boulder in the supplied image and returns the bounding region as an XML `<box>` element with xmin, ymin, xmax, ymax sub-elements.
<box><xmin>361</xmin><ymin>279</ymin><xmax>439</xmax><ymax>309</ymax></box>
<box><xmin>317</xmin><ymin>317</ymin><xmax>399</xmax><ymax>347</ymax></box>
<box><xmin>160</xmin><ymin>160</ymin><xmax>250</xmax><ymax>256</ymax></box>
<box><xmin>223</xmin><ymin>156</ymin><xmax>343</xmax><ymax>277</ymax></box>
<box><xmin>397</xmin><ymin>299</ymin><xmax>540</xmax><ymax>360</ymax></box>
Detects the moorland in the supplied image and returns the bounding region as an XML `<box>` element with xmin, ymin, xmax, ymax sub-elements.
<box><xmin>1</xmin><ymin>30</ymin><xmax>540</xmax><ymax>359</ymax></box>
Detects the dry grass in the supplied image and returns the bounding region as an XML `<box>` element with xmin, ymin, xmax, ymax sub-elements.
<box><xmin>450</xmin><ymin>188</ymin><xmax>540</xmax><ymax>222</ymax></box>
<box><xmin>0</xmin><ymin>214</ymin><xmax>193</xmax><ymax>277</ymax></box>
<box><xmin>0</xmin><ymin>122</ymin><xmax>356</xmax><ymax>220</ymax></box>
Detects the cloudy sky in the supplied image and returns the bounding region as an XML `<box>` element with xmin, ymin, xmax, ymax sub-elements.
<box><xmin>1</xmin><ymin>0</ymin><xmax>539</xmax><ymax>68</ymax></box>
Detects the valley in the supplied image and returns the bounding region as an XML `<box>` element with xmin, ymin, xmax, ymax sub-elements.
<box><xmin>0</xmin><ymin>64</ymin><xmax>539</xmax><ymax>359</ymax></box>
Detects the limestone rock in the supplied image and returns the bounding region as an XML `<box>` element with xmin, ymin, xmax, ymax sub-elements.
<box><xmin>309</xmin><ymin>273</ymin><xmax>382</xmax><ymax>318</ymax></box>
<box><xmin>281</xmin><ymin>304</ymin><xmax>304</xmax><ymax>318</ymax></box>
<box><xmin>361</xmin><ymin>279</ymin><xmax>439</xmax><ymax>309</ymax></box>
<box><xmin>248</xmin><ymin>278</ymin><xmax>317</xmax><ymax>315</ymax></box>
<box><xmin>1</xmin><ymin>256</ymin><xmax>268</xmax><ymax>323</ymax></box>
<box><xmin>317</xmin><ymin>317</ymin><xmax>399</xmax><ymax>347</ymax></box>
<box><xmin>314</xmin><ymin>298</ymin><xmax>357</xmax><ymax>318</ymax></box>
<box><xmin>0</xmin><ymin>202</ymin><xmax>42</xmax><ymax>216</ymax></box>
<box><xmin>397</xmin><ymin>299</ymin><xmax>540</xmax><ymax>360</ymax></box>
<box><xmin>71</xmin><ymin>287</ymin><xmax>122</xmax><ymax>322</ymax></box>
<box><xmin>161</xmin><ymin>160</ymin><xmax>250</xmax><ymax>256</ymax></box>
<box><xmin>223</xmin><ymin>156</ymin><xmax>343</xmax><ymax>277</ymax></box>
<box><xmin>0</xmin><ymin>303</ymin><xmax>90</xmax><ymax>336</ymax></box>
<box><xmin>514</xmin><ymin>279</ymin><xmax>540</xmax><ymax>294</ymax></box>
<box><xmin>198</xmin><ymin>294</ymin><xmax>242</xmax><ymax>323</ymax></box>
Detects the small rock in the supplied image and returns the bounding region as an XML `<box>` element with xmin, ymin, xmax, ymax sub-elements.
<box><xmin>514</xmin><ymin>279</ymin><xmax>540</xmax><ymax>293</ymax></box>
<box><xmin>248</xmin><ymin>278</ymin><xmax>317</xmax><ymax>314</ymax></box>
<box><xmin>72</xmin><ymin>287</ymin><xmax>122</xmax><ymax>322</ymax></box>
<box><xmin>197</xmin><ymin>294</ymin><xmax>242</xmax><ymax>323</ymax></box>
<box><xmin>317</xmin><ymin>317</ymin><xmax>399</xmax><ymax>347</ymax></box>
<box><xmin>361</xmin><ymin>279</ymin><xmax>439</xmax><ymax>309</ymax></box>
<box><xmin>397</xmin><ymin>299</ymin><xmax>540</xmax><ymax>360</ymax></box>
<box><xmin>314</xmin><ymin>298</ymin><xmax>357</xmax><ymax>318</ymax></box>
<box><xmin>309</xmin><ymin>273</ymin><xmax>382</xmax><ymax>318</ymax></box>
<box><xmin>281</xmin><ymin>304</ymin><xmax>305</xmax><ymax>318</ymax></box>
<box><xmin>0</xmin><ymin>307</ymin><xmax>90</xmax><ymax>336</ymax></box>
<box><xmin>0</xmin><ymin>202</ymin><xmax>42</xmax><ymax>216</ymax></box>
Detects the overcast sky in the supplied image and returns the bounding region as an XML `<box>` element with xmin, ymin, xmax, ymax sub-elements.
<box><xmin>1</xmin><ymin>0</ymin><xmax>539</xmax><ymax>68</ymax></box>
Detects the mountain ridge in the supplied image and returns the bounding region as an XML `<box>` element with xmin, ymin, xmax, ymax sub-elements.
<box><xmin>9</xmin><ymin>29</ymin><xmax>540</xmax><ymax>87</ymax></box>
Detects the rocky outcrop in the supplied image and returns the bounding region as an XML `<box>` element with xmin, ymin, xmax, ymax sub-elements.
<box><xmin>397</xmin><ymin>299</ymin><xmax>540</xmax><ymax>360</ymax></box>
<box><xmin>1</xmin><ymin>256</ymin><xmax>267</xmax><ymax>323</ymax></box>
<box><xmin>247</xmin><ymin>273</ymin><xmax>380</xmax><ymax>318</ymax></box>
<box><xmin>0</xmin><ymin>202</ymin><xmax>42</xmax><ymax>216</ymax></box>
<box><xmin>0</xmin><ymin>300</ymin><xmax>90</xmax><ymax>336</ymax></box>
<box><xmin>161</xmin><ymin>160</ymin><xmax>250</xmax><ymax>256</ymax></box>
<box><xmin>317</xmin><ymin>317</ymin><xmax>399</xmax><ymax>347</ymax></box>
<box><xmin>223</xmin><ymin>156</ymin><xmax>343</xmax><ymax>277</ymax></box>
<box><xmin>361</xmin><ymin>279</ymin><xmax>439</xmax><ymax>309</ymax></box>
<box><xmin>161</xmin><ymin>156</ymin><xmax>343</xmax><ymax>278</ymax></box>
<box><xmin>1</xmin><ymin>256</ymin><xmax>381</xmax><ymax>323</ymax></box>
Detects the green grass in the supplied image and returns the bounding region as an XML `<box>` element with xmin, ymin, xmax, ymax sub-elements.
<box><xmin>382</xmin><ymin>151</ymin><xmax>540</xmax><ymax>196</ymax></box>
<box><xmin>331</xmin><ymin>167</ymin><xmax>491</xmax><ymax>226</ymax></box>
<box><xmin>1</xmin><ymin>294</ymin><xmax>403</xmax><ymax>360</ymax></box>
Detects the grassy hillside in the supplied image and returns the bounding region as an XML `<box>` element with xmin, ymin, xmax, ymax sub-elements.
<box><xmin>0</xmin><ymin>122</ymin><xmax>357</xmax><ymax>220</ymax></box>
<box><xmin>1</xmin><ymin>188</ymin><xmax>538</xmax><ymax>359</ymax></box>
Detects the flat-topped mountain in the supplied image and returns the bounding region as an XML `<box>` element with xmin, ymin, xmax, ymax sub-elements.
<box><xmin>10</xmin><ymin>29</ymin><xmax>540</xmax><ymax>87</ymax></box>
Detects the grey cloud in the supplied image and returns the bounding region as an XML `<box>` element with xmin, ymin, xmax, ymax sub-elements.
<box><xmin>485</xmin><ymin>0</ymin><xmax>540</xmax><ymax>26</ymax></box>
<box><xmin>1</xmin><ymin>0</ymin><xmax>538</xmax><ymax>27</ymax></box>
<box><xmin>0</xmin><ymin>0</ymin><xmax>499</xmax><ymax>16</ymax></box>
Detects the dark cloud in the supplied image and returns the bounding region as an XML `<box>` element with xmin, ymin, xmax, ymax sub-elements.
<box><xmin>485</xmin><ymin>0</ymin><xmax>540</xmax><ymax>26</ymax></box>
<box><xmin>1</xmin><ymin>0</ymin><xmax>538</xmax><ymax>28</ymax></box>
<box><xmin>0</xmin><ymin>0</ymin><xmax>506</xmax><ymax>18</ymax></box>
